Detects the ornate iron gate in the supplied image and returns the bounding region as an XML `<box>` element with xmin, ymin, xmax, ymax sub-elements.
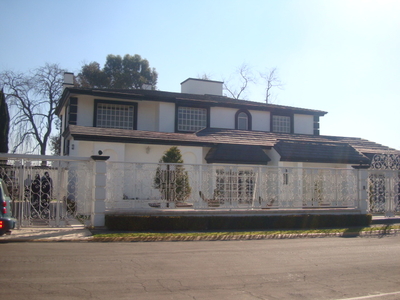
<box><xmin>0</xmin><ymin>155</ymin><xmax>93</xmax><ymax>227</ymax></box>
<box><xmin>368</xmin><ymin>153</ymin><xmax>400</xmax><ymax>217</ymax></box>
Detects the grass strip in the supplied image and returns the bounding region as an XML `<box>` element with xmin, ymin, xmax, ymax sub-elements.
<box><xmin>91</xmin><ymin>225</ymin><xmax>400</xmax><ymax>241</ymax></box>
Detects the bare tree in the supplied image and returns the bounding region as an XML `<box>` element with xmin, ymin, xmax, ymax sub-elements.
<box><xmin>49</xmin><ymin>118</ymin><xmax>61</xmax><ymax>156</ymax></box>
<box><xmin>196</xmin><ymin>73</ymin><xmax>213</xmax><ymax>80</ymax></box>
<box><xmin>0</xmin><ymin>63</ymin><xmax>64</xmax><ymax>155</ymax></box>
<box><xmin>223</xmin><ymin>64</ymin><xmax>284</xmax><ymax>102</ymax></box>
<box><xmin>223</xmin><ymin>63</ymin><xmax>255</xmax><ymax>99</ymax></box>
<box><xmin>260</xmin><ymin>67</ymin><xmax>284</xmax><ymax>103</ymax></box>
<box><xmin>0</xmin><ymin>88</ymin><xmax>10</xmax><ymax>153</ymax></box>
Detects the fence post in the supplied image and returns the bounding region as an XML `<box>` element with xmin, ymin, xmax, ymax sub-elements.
<box><xmin>358</xmin><ymin>169</ymin><xmax>368</xmax><ymax>214</ymax></box>
<box><xmin>91</xmin><ymin>155</ymin><xmax>110</xmax><ymax>227</ymax></box>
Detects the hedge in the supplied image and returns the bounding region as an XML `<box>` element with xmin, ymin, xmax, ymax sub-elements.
<box><xmin>105</xmin><ymin>214</ymin><xmax>372</xmax><ymax>232</ymax></box>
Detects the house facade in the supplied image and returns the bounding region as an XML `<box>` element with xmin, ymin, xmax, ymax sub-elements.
<box><xmin>56</xmin><ymin>76</ymin><xmax>395</xmax><ymax>169</ymax></box>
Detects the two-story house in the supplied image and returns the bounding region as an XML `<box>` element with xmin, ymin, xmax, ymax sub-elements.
<box><xmin>56</xmin><ymin>75</ymin><xmax>396</xmax><ymax>169</ymax></box>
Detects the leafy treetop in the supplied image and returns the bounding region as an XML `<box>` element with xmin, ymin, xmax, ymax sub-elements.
<box><xmin>76</xmin><ymin>54</ymin><xmax>158</xmax><ymax>90</ymax></box>
<box><xmin>159</xmin><ymin>146</ymin><xmax>184</xmax><ymax>163</ymax></box>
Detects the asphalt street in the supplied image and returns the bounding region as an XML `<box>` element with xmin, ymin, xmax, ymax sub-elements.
<box><xmin>1</xmin><ymin>235</ymin><xmax>400</xmax><ymax>300</ymax></box>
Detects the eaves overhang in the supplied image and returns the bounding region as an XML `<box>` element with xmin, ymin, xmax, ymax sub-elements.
<box><xmin>70</xmin><ymin>134</ymin><xmax>217</xmax><ymax>148</ymax></box>
<box><xmin>56</xmin><ymin>87</ymin><xmax>328</xmax><ymax>117</ymax></box>
<box><xmin>66</xmin><ymin>125</ymin><xmax>277</xmax><ymax>148</ymax></box>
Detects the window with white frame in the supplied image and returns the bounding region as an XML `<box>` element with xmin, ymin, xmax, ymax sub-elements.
<box><xmin>272</xmin><ymin>115</ymin><xmax>291</xmax><ymax>133</ymax></box>
<box><xmin>177</xmin><ymin>106</ymin><xmax>207</xmax><ymax>132</ymax></box>
<box><xmin>238</xmin><ymin>112</ymin><xmax>249</xmax><ymax>130</ymax></box>
<box><xmin>96</xmin><ymin>102</ymin><xmax>135</xmax><ymax>130</ymax></box>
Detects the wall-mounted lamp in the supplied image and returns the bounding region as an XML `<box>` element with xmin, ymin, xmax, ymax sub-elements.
<box><xmin>71</xmin><ymin>144</ymin><xmax>75</xmax><ymax>150</ymax></box>
<box><xmin>146</xmin><ymin>146</ymin><xmax>151</xmax><ymax>154</ymax></box>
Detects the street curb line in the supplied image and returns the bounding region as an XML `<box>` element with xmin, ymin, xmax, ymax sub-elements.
<box><xmin>88</xmin><ymin>229</ymin><xmax>400</xmax><ymax>242</ymax></box>
<box><xmin>1</xmin><ymin>229</ymin><xmax>398</xmax><ymax>243</ymax></box>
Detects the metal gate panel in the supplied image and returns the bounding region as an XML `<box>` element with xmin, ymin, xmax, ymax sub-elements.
<box><xmin>0</xmin><ymin>156</ymin><xmax>93</xmax><ymax>228</ymax></box>
<box><xmin>368</xmin><ymin>153</ymin><xmax>400</xmax><ymax>217</ymax></box>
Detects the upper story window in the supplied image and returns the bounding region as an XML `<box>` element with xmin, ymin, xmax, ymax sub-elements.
<box><xmin>64</xmin><ymin>97</ymin><xmax>78</xmax><ymax>130</ymax></box>
<box><xmin>177</xmin><ymin>106</ymin><xmax>207</xmax><ymax>132</ymax></box>
<box><xmin>235</xmin><ymin>109</ymin><xmax>252</xmax><ymax>131</ymax></box>
<box><xmin>95</xmin><ymin>100</ymin><xmax>137</xmax><ymax>130</ymax></box>
<box><xmin>272</xmin><ymin>115</ymin><xmax>291</xmax><ymax>133</ymax></box>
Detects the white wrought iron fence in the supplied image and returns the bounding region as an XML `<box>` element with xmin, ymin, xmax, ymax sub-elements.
<box><xmin>367</xmin><ymin>152</ymin><xmax>400</xmax><ymax>216</ymax></box>
<box><xmin>0</xmin><ymin>154</ymin><xmax>93</xmax><ymax>227</ymax></box>
<box><xmin>367</xmin><ymin>170</ymin><xmax>400</xmax><ymax>216</ymax></box>
<box><xmin>105</xmin><ymin>162</ymin><xmax>363</xmax><ymax>212</ymax></box>
<box><xmin>2</xmin><ymin>153</ymin><xmax>399</xmax><ymax>226</ymax></box>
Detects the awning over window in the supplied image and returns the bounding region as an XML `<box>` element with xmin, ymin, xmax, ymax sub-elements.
<box><xmin>274</xmin><ymin>140</ymin><xmax>371</xmax><ymax>164</ymax></box>
<box><xmin>205</xmin><ymin>144</ymin><xmax>271</xmax><ymax>165</ymax></box>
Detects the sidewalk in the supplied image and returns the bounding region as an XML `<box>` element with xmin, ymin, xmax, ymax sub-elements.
<box><xmin>1</xmin><ymin>216</ymin><xmax>400</xmax><ymax>242</ymax></box>
<box><xmin>0</xmin><ymin>219</ymin><xmax>93</xmax><ymax>242</ymax></box>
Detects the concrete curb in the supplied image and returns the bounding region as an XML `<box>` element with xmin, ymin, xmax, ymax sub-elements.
<box><xmin>2</xmin><ymin>221</ymin><xmax>399</xmax><ymax>243</ymax></box>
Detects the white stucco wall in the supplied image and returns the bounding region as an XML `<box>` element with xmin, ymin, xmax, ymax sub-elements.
<box><xmin>301</xmin><ymin>162</ymin><xmax>353</xmax><ymax>169</ymax></box>
<box><xmin>125</xmin><ymin>144</ymin><xmax>164</xmax><ymax>163</ymax></box>
<box><xmin>252</xmin><ymin>110</ymin><xmax>270</xmax><ymax>131</ymax></box>
<box><xmin>137</xmin><ymin>101</ymin><xmax>157</xmax><ymax>131</ymax></box>
<box><xmin>181</xmin><ymin>79</ymin><xmax>223</xmax><ymax>96</ymax></box>
<box><xmin>294</xmin><ymin>114</ymin><xmax>313</xmax><ymax>135</ymax></box>
<box><xmin>76</xmin><ymin>95</ymin><xmax>94</xmax><ymax>126</ymax></box>
<box><xmin>71</xmin><ymin>141</ymin><xmax>124</xmax><ymax>162</ymax></box>
<box><xmin>69</xmin><ymin>139</ymin><xmax>354</xmax><ymax>169</ymax></box>
<box><xmin>264</xmin><ymin>148</ymin><xmax>281</xmax><ymax>166</ymax></box>
<box><xmin>158</xmin><ymin>102</ymin><xmax>175</xmax><ymax>132</ymax></box>
<box><xmin>71</xmin><ymin>140</ymin><xmax>204</xmax><ymax>164</ymax></box>
<box><xmin>68</xmin><ymin>93</ymin><xmax>315</xmax><ymax>136</ymax></box>
<box><xmin>125</xmin><ymin>144</ymin><xmax>203</xmax><ymax>164</ymax></box>
<box><xmin>210</xmin><ymin>107</ymin><xmax>236</xmax><ymax>128</ymax></box>
<box><xmin>210</xmin><ymin>108</ymin><xmax>271</xmax><ymax>131</ymax></box>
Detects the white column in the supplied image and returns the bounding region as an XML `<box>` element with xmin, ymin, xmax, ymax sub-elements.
<box><xmin>91</xmin><ymin>156</ymin><xmax>110</xmax><ymax>227</ymax></box>
<box><xmin>358</xmin><ymin>169</ymin><xmax>368</xmax><ymax>214</ymax></box>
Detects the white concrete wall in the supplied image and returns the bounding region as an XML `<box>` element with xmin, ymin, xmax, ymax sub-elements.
<box><xmin>294</xmin><ymin>114</ymin><xmax>313</xmax><ymax>135</ymax></box>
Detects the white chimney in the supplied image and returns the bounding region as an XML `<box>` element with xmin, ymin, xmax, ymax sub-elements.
<box><xmin>181</xmin><ymin>78</ymin><xmax>223</xmax><ymax>96</ymax></box>
<box><xmin>63</xmin><ymin>72</ymin><xmax>74</xmax><ymax>89</ymax></box>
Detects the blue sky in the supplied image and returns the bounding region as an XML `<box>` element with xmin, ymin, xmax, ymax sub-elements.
<box><xmin>1</xmin><ymin>0</ymin><xmax>400</xmax><ymax>150</ymax></box>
